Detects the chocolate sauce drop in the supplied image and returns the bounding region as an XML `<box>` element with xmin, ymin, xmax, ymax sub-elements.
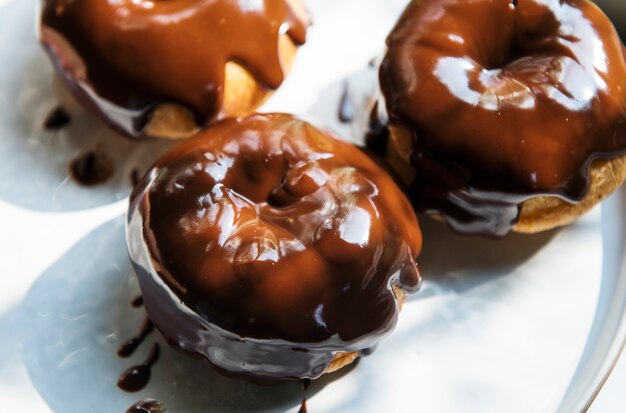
<box><xmin>365</xmin><ymin>102</ymin><xmax>389</xmax><ymax>155</ymax></box>
<box><xmin>126</xmin><ymin>399</ymin><xmax>165</xmax><ymax>413</ymax></box>
<box><xmin>131</xmin><ymin>295</ymin><xmax>144</xmax><ymax>308</ymax></box>
<box><xmin>130</xmin><ymin>169</ymin><xmax>141</xmax><ymax>187</ymax></box>
<box><xmin>118</xmin><ymin>318</ymin><xmax>154</xmax><ymax>358</ymax></box>
<box><xmin>298</xmin><ymin>399</ymin><xmax>308</xmax><ymax>413</ymax></box>
<box><xmin>338</xmin><ymin>83</ymin><xmax>354</xmax><ymax>123</ymax></box>
<box><xmin>43</xmin><ymin>106</ymin><xmax>71</xmax><ymax>130</ymax></box>
<box><xmin>69</xmin><ymin>150</ymin><xmax>114</xmax><ymax>186</ymax></box>
<box><xmin>117</xmin><ymin>343</ymin><xmax>160</xmax><ymax>393</ymax></box>
<box><xmin>300</xmin><ymin>378</ymin><xmax>311</xmax><ymax>391</ymax></box>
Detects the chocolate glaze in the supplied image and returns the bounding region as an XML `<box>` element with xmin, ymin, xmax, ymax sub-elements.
<box><xmin>43</xmin><ymin>106</ymin><xmax>70</xmax><ymax>130</ymax></box>
<box><xmin>126</xmin><ymin>399</ymin><xmax>165</xmax><ymax>413</ymax></box>
<box><xmin>378</xmin><ymin>0</ymin><xmax>626</xmax><ymax>236</ymax></box>
<box><xmin>127</xmin><ymin>114</ymin><xmax>422</xmax><ymax>380</ymax></box>
<box><xmin>69</xmin><ymin>150</ymin><xmax>114</xmax><ymax>186</ymax></box>
<box><xmin>118</xmin><ymin>318</ymin><xmax>154</xmax><ymax>358</ymax></box>
<box><xmin>39</xmin><ymin>0</ymin><xmax>307</xmax><ymax>138</ymax></box>
<box><xmin>117</xmin><ymin>343</ymin><xmax>160</xmax><ymax>393</ymax></box>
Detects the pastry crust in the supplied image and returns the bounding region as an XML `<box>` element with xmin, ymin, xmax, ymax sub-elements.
<box><xmin>385</xmin><ymin>124</ymin><xmax>626</xmax><ymax>234</ymax></box>
<box><xmin>144</xmin><ymin>33</ymin><xmax>300</xmax><ymax>139</ymax></box>
<box><xmin>516</xmin><ymin>155</ymin><xmax>626</xmax><ymax>233</ymax></box>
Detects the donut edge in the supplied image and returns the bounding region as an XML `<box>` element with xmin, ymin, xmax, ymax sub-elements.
<box><xmin>323</xmin><ymin>286</ymin><xmax>406</xmax><ymax>375</ymax></box>
<box><xmin>384</xmin><ymin>124</ymin><xmax>626</xmax><ymax>235</ymax></box>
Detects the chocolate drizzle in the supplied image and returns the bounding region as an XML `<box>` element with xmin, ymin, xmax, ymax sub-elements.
<box><xmin>301</xmin><ymin>378</ymin><xmax>312</xmax><ymax>391</ymax></box>
<box><xmin>378</xmin><ymin>0</ymin><xmax>626</xmax><ymax>236</ymax></box>
<box><xmin>125</xmin><ymin>399</ymin><xmax>165</xmax><ymax>413</ymax></box>
<box><xmin>118</xmin><ymin>318</ymin><xmax>154</xmax><ymax>358</ymax></box>
<box><xmin>117</xmin><ymin>344</ymin><xmax>160</xmax><ymax>393</ymax></box>
<box><xmin>40</xmin><ymin>0</ymin><xmax>307</xmax><ymax>137</ymax></box>
<box><xmin>128</xmin><ymin>114</ymin><xmax>422</xmax><ymax>379</ymax></box>
<box><xmin>43</xmin><ymin>106</ymin><xmax>71</xmax><ymax>130</ymax></box>
<box><xmin>69</xmin><ymin>150</ymin><xmax>114</xmax><ymax>186</ymax></box>
<box><xmin>130</xmin><ymin>169</ymin><xmax>142</xmax><ymax>188</ymax></box>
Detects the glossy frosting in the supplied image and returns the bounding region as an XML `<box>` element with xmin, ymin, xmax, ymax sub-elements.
<box><xmin>40</xmin><ymin>0</ymin><xmax>306</xmax><ymax>137</ymax></box>
<box><xmin>127</xmin><ymin>114</ymin><xmax>422</xmax><ymax>379</ymax></box>
<box><xmin>379</xmin><ymin>0</ymin><xmax>626</xmax><ymax>236</ymax></box>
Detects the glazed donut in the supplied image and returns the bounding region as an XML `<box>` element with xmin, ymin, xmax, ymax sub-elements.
<box><xmin>39</xmin><ymin>0</ymin><xmax>307</xmax><ymax>139</ymax></box>
<box><xmin>375</xmin><ymin>0</ymin><xmax>626</xmax><ymax>237</ymax></box>
<box><xmin>127</xmin><ymin>114</ymin><xmax>422</xmax><ymax>380</ymax></box>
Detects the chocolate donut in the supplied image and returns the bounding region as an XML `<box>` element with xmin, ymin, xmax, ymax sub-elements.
<box><xmin>39</xmin><ymin>0</ymin><xmax>307</xmax><ymax>139</ymax></box>
<box><xmin>376</xmin><ymin>0</ymin><xmax>626</xmax><ymax>236</ymax></box>
<box><xmin>127</xmin><ymin>114</ymin><xmax>422</xmax><ymax>380</ymax></box>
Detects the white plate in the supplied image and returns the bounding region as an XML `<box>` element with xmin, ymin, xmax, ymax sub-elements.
<box><xmin>1</xmin><ymin>0</ymin><xmax>626</xmax><ymax>412</ymax></box>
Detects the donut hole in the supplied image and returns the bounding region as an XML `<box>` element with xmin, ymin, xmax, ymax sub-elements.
<box><xmin>475</xmin><ymin>0</ymin><xmax>560</xmax><ymax>71</ymax></box>
<box><xmin>229</xmin><ymin>151</ymin><xmax>288</xmax><ymax>204</ymax></box>
<box><xmin>268</xmin><ymin>161</ymin><xmax>330</xmax><ymax>207</ymax></box>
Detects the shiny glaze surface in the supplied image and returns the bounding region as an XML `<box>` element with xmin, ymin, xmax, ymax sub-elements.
<box><xmin>127</xmin><ymin>114</ymin><xmax>422</xmax><ymax>379</ymax></box>
<box><xmin>379</xmin><ymin>0</ymin><xmax>626</xmax><ymax>236</ymax></box>
<box><xmin>40</xmin><ymin>0</ymin><xmax>306</xmax><ymax>137</ymax></box>
<box><xmin>117</xmin><ymin>343</ymin><xmax>160</xmax><ymax>392</ymax></box>
<box><xmin>125</xmin><ymin>399</ymin><xmax>165</xmax><ymax>413</ymax></box>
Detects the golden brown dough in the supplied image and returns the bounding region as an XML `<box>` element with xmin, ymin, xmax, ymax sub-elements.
<box><xmin>516</xmin><ymin>156</ymin><xmax>626</xmax><ymax>233</ymax></box>
<box><xmin>385</xmin><ymin>124</ymin><xmax>626</xmax><ymax>234</ymax></box>
<box><xmin>145</xmin><ymin>33</ymin><xmax>300</xmax><ymax>140</ymax></box>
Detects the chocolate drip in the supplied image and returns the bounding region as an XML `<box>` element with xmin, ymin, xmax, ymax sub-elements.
<box><xmin>43</xmin><ymin>106</ymin><xmax>70</xmax><ymax>130</ymax></box>
<box><xmin>118</xmin><ymin>318</ymin><xmax>154</xmax><ymax>358</ymax></box>
<box><xmin>125</xmin><ymin>399</ymin><xmax>165</xmax><ymax>413</ymax></box>
<box><xmin>40</xmin><ymin>0</ymin><xmax>307</xmax><ymax>137</ymax></box>
<box><xmin>69</xmin><ymin>150</ymin><xmax>114</xmax><ymax>186</ymax></box>
<box><xmin>128</xmin><ymin>114</ymin><xmax>422</xmax><ymax>379</ymax></box>
<box><xmin>365</xmin><ymin>102</ymin><xmax>389</xmax><ymax>156</ymax></box>
<box><xmin>131</xmin><ymin>295</ymin><xmax>144</xmax><ymax>308</ymax></box>
<box><xmin>301</xmin><ymin>378</ymin><xmax>312</xmax><ymax>391</ymax></box>
<box><xmin>378</xmin><ymin>0</ymin><xmax>626</xmax><ymax>236</ymax></box>
<box><xmin>130</xmin><ymin>169</ymin><xmax>142</xmax><ymax>188</ymax></box>
<box><xmin>117</xmin><ymin>344</ymin><xmax>160</xmax><ymax>393</ymax></box>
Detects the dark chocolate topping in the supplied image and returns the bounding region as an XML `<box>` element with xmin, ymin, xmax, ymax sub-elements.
<box><xmin>125</xmin><ymin>399</ymin><xmax>165</xmax><ymax>413</ymax></box>
<box><xmin>69</xmin><ymin>150</ymin><xmax>114</xmax><ymax>187</ymax></box>
<box><xmin>118</xmin><ymin>318</ymin><xmax>154</xmax><ymax>358</ymax></box>
<box><xmin>43</xmin><ymin>106</ymin><xmax>71</xmax><ymax>130</ymax></box>
<box><xmin>117</xmin><ymin>343</ymin><xmax>160</xmax><ymax>393</ymax></box>
<box><xmin>379</xmin><ymin>0</ymin><xmax>626</xmax><ymax>236</ymax></box>
<box><xmin>128</xmin><ymin>114</ymin><xmax>422</xmax><ymax>379</ymax></box>
<box><xmin>131</xmin><ymin>295</ymin><xmax>144</xmax><ymax>308</ymax></box>
<box><xmin>40</xmin><ymin>0</ymin><xmax>307</xmax><ymax>137</ymax></box>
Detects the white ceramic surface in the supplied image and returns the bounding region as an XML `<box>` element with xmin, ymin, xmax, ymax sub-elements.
<box><xmin>1</xmin><ymin>0</ymin><xmax>626</xmax><ymax>412</ymax></box>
